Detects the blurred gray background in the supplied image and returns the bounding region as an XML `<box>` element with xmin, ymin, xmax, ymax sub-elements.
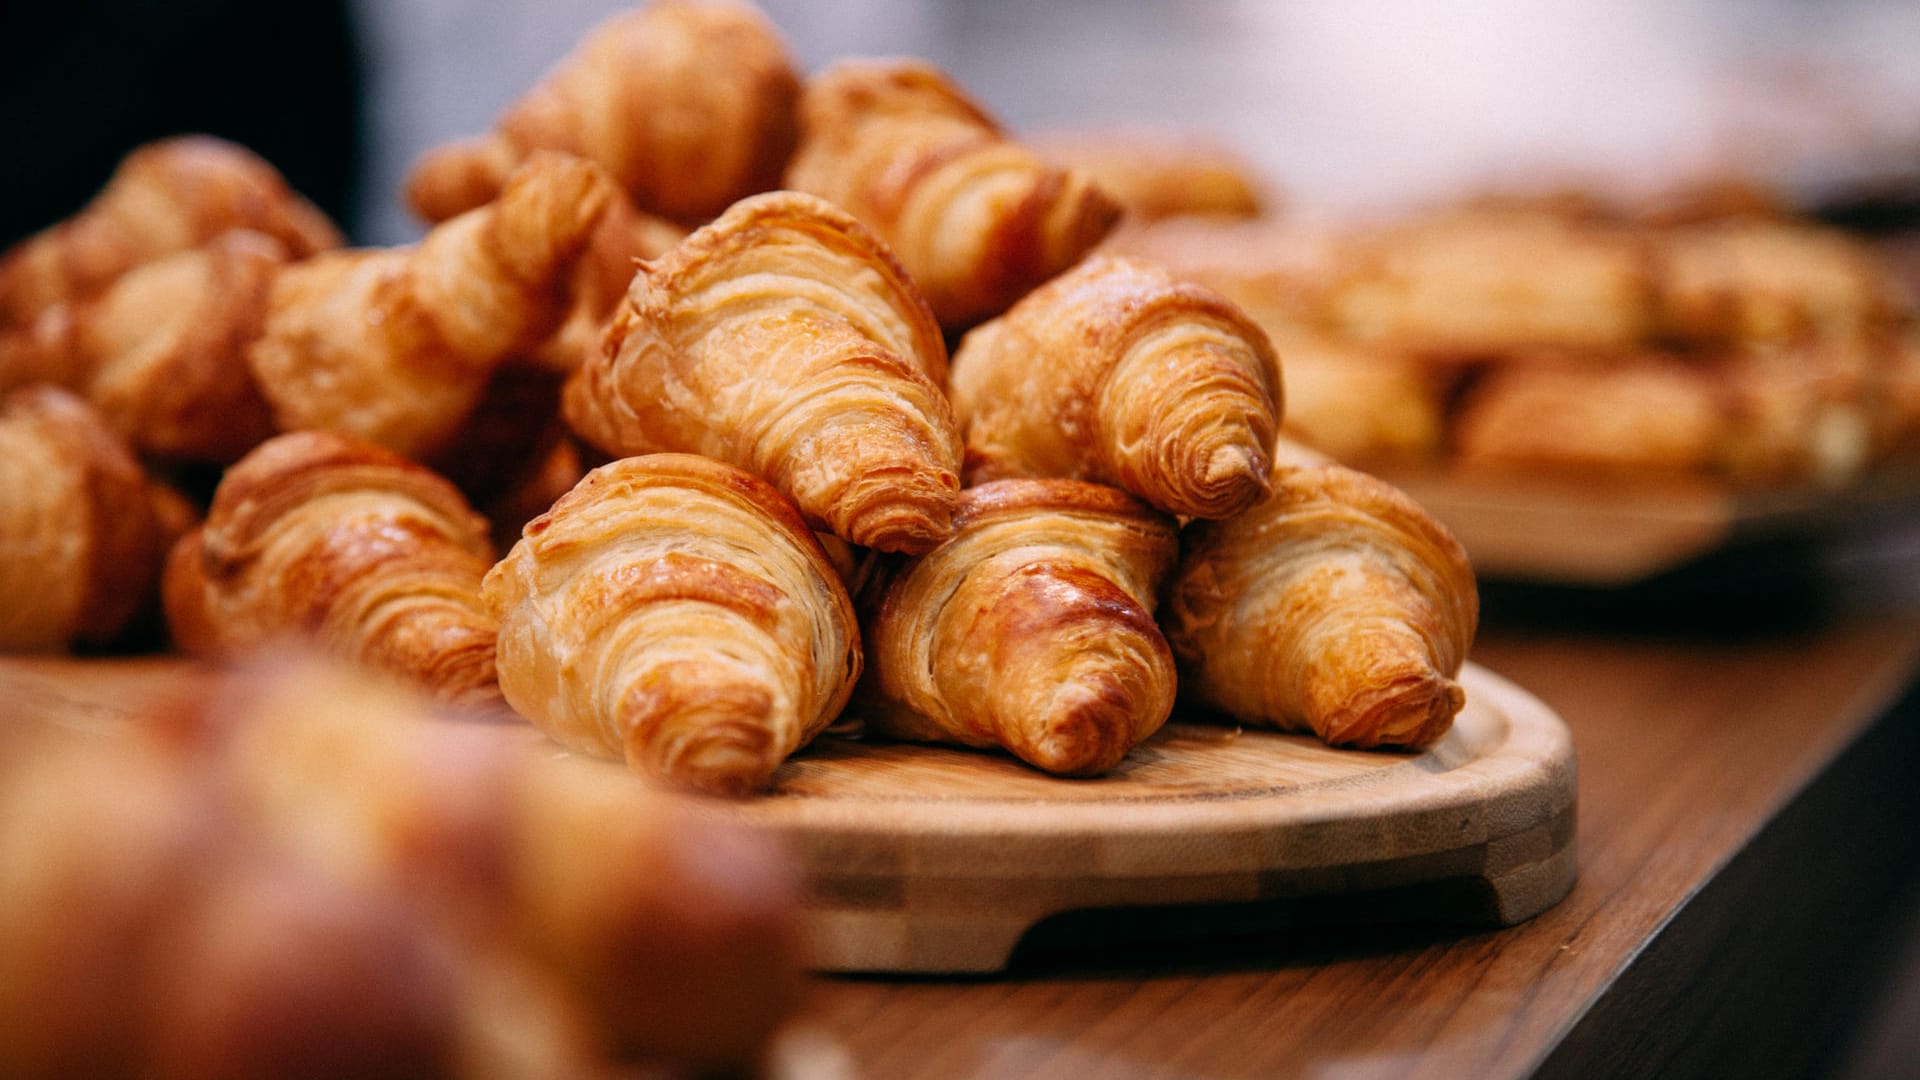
<box><xmin>353</xmin><ymin>0</ymin><xmax>1920</xmax><ymax>243</ymax></box>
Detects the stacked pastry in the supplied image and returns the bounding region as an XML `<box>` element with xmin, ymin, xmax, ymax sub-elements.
<box><xmin>0</xmin><ymin>0</ymin><xmax>1486</xmax><ymax>800</ymax></box>
<box><xmin>1106</xmin><ymin>189</ymin><xmax>1920</xmax><ymax>486</ymax></box>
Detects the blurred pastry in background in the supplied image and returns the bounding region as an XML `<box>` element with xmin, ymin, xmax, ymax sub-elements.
<box><xmin>1028</xmin><ymin>126</ymin><xmax>1273</xmax><ymax>221</ymax></box>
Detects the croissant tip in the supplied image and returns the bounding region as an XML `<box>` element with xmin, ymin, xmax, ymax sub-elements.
<box><xmin>638</xmin><ymin>720</ymin><xmax>783</xmax><ymax>798</ymax></box>
<box><xmin>1320</xmin><ymin>672</ymin><xmax>1465</xmax><ymax>751</ymax></box>
<box><xmin>1011</xmin><ymin>674</ymin><xmax>1152</xmax><ymax>777</ymax></box>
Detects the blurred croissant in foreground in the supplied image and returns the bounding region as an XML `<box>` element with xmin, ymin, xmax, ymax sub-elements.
<box><xmin>786</xmin><ymin>57</ymin><xmax>1122</xmax><ymax>329</ymax></box>
<box><xmin>251</xmin><ymin>151</ymin><xmax>612</xmax><ymax>460</ymax></box>
<box><xmin>0</xmin><ymin>386</ymin><xmax>174</xmax><ymax>652</ymax></box>
<box><xmin>164</xmin><ymin>431</ymin><xmax>501</xmax><ymax>706</ymax></box>
<box><xmin>858</xmin><ymin>479</ymin><xmax>1178</xmax><ymax>776</ymax></box>
<box><xmin>0</xmin><ymin>650</ymin><xmax>803</xmax><ymax>1079</ymax></box>
<box><xmin>1166</xmin><ymin>458</ymin><xmax>1478</xmax><ymax>750</ymax></box>
<box><xmin>0</xmin><ymin>135</ymin><xmax>340</xmax><ymax>329</ymax></box>
<box><xmin>406</xmin><ymin>0</ymin><xmax>800</xmax><ymax>225</ymax></box>
<box><xmin>486</xmin><ymin>454</ymin><xmax>862</xmax><ymax>796</ymax></box>
<box><xmin>950</xmin><ymin>253</ymin><xmax>1283</xmax><ymax>520</ymax></box>
<box><xmin>564</xmin><ymin>190</ymin><xmax>962</xmax><ymax>554</ymax></box>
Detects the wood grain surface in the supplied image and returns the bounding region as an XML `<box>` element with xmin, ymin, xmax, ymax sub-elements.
<box><xmin>773</xmin><ymin>615</ymin><xmax>1920</xmax><ymax>1079</ymax></box>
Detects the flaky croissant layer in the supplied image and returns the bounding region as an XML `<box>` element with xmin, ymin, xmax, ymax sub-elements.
<box><xmin>1165</xmin><ymin>462</ymin><xmax>1478</xmax><ymax>750</ymax></box>
<box><xmin>563</xmin><ymin>190</ymin><xmax>962</xmax><ymax>555</ymax></box>
<box><xmin>859</xmin><ymin>478</ymin><xmax>1179</xmax><ymax>776</ymax></box>
<box><xmin>950</xmin><ymin>253</ymin><xmax>1283</xmax><ymax>520</ymax></box>
<box><xmin>163</xmin><ymin>431</ymin><xmax>502</xmax><ymax>706</ymax></box>
<box><xmin>484</xmin><ymin>453</ymin><xmax>862</xmax><ymax>796</ymax></box>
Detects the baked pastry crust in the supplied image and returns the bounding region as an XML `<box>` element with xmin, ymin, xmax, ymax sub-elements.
<box><xmin>484</xmin><ymin>453</ymin><xmax>862</xmax><ymax>796</ymax></box>
<box><xmin>0</xmin><ymin>386</ymin><xmax>167</xmax><ymax>650</ymax></box>
<box><xmin>163</xmin><ymin>431</ymin><xmax>501</xmax><ymax>706</ymax></box>
<box><xmin>858</xmin><ymin>478</ymin><xmax>1178</xmax><ymax>776</ymax></box>
<box><xmin>404</xmin><ymin>0</ymin><xmax>800</xmax><ymax>224</ymax></box>
<box><xmin>949</xmin><ymin>253</ymin><xmax>1282</xmax><ymax>519</ymax></box>
<box><xmin>251</xmin><ymin>153</ymin><xmax>611</xmax><ymax>459</ymax></box>
<box><xmin>0</xmin><ymin>135</ymin><xmax>339</xmax><ymax>329</ymax></box>
<box><xmin>1166</xmin><ymin>462</ymin><xmax>1478</xmax><ymax>750</ymax></box>
<box><xmin>785</xmin><ymin>58</ymin><xmax>1121</xmax><ymax>328</ymax></box>
<box><xmin>563</xmin><ymin>190</ymin><xmax>961</xmax><ymax>554</ymax></box>
<box><xmin>1029</xmin><ymin>127</ymin><xmax>1269</xmax><ymax>221</ymax></box>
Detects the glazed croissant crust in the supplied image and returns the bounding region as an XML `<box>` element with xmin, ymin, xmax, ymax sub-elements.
<box><xmin>405</xmin><ymin>0</ymin><xmax>800</xmax><ymax>224</ymax></box>
<box><xmin>858</xmin><ymin>479</ymin><xmax>1178</xmax><ymax>776</ymax></box>
<box><xmin>0</xmin><ymin>230</ymin><xmax>286</xmax><ymax>463</ymax></box>
<box><xmin>484</xmin><ymin>453</ymin><xmax>862</xmax><ymax>796</ymax></box>
<box><xmin>1165</xmin><ymin>462</ymin><xmax>1478</xmax><ymax>750</ymax></box>
<box><xmin>562</xmin><ymin>190</ymin><xmax>962</xmax><ymax>554</ymax></box>
<box><xmin>784</xmin><ymin>58</ymin><xmax>1122</xmax><ymax>329</ymax></box>
<box><xmin>163</xmin><ymin>431</ymin><xmax>501</xmax><ymax>706</ymax></box>
<box><xmin>0</xmin><ymin>135</ymin><xmax>340</xmax><ymax>329</ymax></box>
<box><xmin>949</xmin><ymin>253</ymin><xmax>1283</xmax><ymax>519</ymax></box>
<box><xmin>250</xmin><ymin>152</ymin><xmax>612</xmax><ymax>459</ymax></box>
<box><xmin>0</xmin><ymin>386</ymin><xmax>169</xmax><ymax>651</ymax></box>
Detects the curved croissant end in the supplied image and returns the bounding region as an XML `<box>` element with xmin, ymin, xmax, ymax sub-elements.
<box><xmin>0</xmin><ymin>387</ymin><xmax>168</xmax><ymax>651</ymax></box>
<box><xmin>0</xmin><ymin>135</ymin><xmax>340</xmax><ymax>329</ymax></box>
<box><xmin>405</xmin><ymin>0</ymin><xmax>800</xmax><ymax>224</ymax></box>
<box><xmin>1165</xmin><ymin>463</ymin><xmax>1478</xmax><ymax>750</ymax></box>
<box><xmin>162</xmin><ymin>431</ymin><xmax>501</xmax><ymax>706</ymax></box>
<box><xmin>562</xmin><ymin>190</ymin><xmax>961</xmax><ymax>554</ymax></box>
<box><xmin>785</xmin><ymin>58</ymin><xmax>1122</xmax><ymax>329</ymax></box>
<box><xmin>860</xmin><ymin>479</ymin><xmax>1178</xmax><ymax>776</ymax></box>
<box><xmin>249</xmin><ymin>152</ymin><xmax>612</xmax><ymax>459</ymax></box>
<box><xmin>950</xmin><ymin>253</ymin><xmax>1283</xmax><ymax>519</ymax></box>
<box><xmin>483</xmin><ymin>453</ymin><xmax>862</xmax><ymax>796</ymax></box>
<box><xmin>0</xmin><ymin>230</ymin><xmax>287</xmax><ymax>463</ymax></box>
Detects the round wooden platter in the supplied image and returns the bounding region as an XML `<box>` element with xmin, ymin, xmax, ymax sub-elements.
<box><xmin>0</xmin><ymin>655</ymin><xmax>1575</xmax><ymax>975</ymax></box>
<box><xmin>714</xmin><ymin>661</ymin><xmax>1577</xmax><ymax>973</ymax></box>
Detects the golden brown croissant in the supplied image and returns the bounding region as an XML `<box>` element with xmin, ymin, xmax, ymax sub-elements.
<box><xmin>0</xmin><ymin>135</ymin><xmax>339</xmax><ymax>329</ymax></box>
<box><xmin>484</xmin><ymin>453</ymin><xmax>862</xmax><ymax>796</ymax></box>
<box><xmin>249</xmin><ymin>152</ymin><xmax>612</xmax><ymax>459</ymax></box>
<box><xmin>563</xmin><ymin>190</ymin><xmax>962</xmax><ymax>554</ymax></box>
<box><xmin>857</xmin><ymin>479</ymin><xmax>1178</xmax><ymax>776</ymax></box>
<box><xmin>1165</xmin><ymin>461</ymin><xmax>1478</xmax><ymax>750</ymax></box>
<box><xmin>949</xmin><ymin>253</ymin><xmax>1283</xmax><ymax>519</ymax></box>
<box><xmin>784</xmin><ymin>58</ymin><xmax>1122</xmax><ymax>328</ymax></box>
<box><xmin>1328</xmin><ymin>209</ymin><xmax>1658</xmax><ymax>355</ymax></box>
<box><xmin>0</xmin><ymin>386</ymin><xmax>169</xmax><ymax>651</ymax></box>
<box><xmin>1262</xmin><ymin>324</ymin><xmax>1447</xmax><ymax>466</ymax></box>
<box><xmin>0</xmin><ymin>652</ymin><xmax>803</xmax><ymax>1079</ymax></box>
<box><xmin>0</xmin><ymin>230</ymin><xmax>286</xmax><ymax>462</ymax></box>
<box><xmin>1656</xmin><ymin>218</ymin><xmax>1912</xmax><ymax>346</ymax></box>
<box><xmin>404</xmin><ymin>0</ymin><xmax>800</xmax><ymax>224</ymax></box>
<box><xmin>163</xmin><ymin>431</ymin><xmax>501</xmax><ymax>706</ymax></box>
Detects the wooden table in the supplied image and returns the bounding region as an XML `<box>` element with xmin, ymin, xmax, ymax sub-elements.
<box><xmin>778</xmin><ymin>606</ymin><xmax>1920</xmax><ymax>1079</ymax></box>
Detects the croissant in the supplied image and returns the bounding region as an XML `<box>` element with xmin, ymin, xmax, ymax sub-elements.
<box><xmin>163</xmin><ymin>431</ymin><xmax>501</xmax><ymax>706</ymax></box>
<box><xmin>858</xmin><ymin>479</ymin><xmax>1178</xmax><ymax>776</ymax></box>
<box><xmin>0</xmin><ymin>230</ymin><xmax>286</xmax><ymax>462</ymax></box>
<box><xmin>249</xmin><ymin>152</ymin><xmax>612</xmax><ymax>459</ymax></box>
<box><xmin>1450</xmin><ymin>354</ymin><xmax>1726</xmax><ymax>477</ymax></box>
<box><xmin>404</xmin><ymin>0</ymin><xmax>800</xmax><ymax>224</ymax></box>
<box><xmin>0</xmin><ymin>386</ymin><xmax>169</xmax><ymax>651</ymax></box>
<box><xmin>784</xmin><ymin>58</ymin><xmax>1122</xmax><ymax>328</ymax></box>
<box><xmin>948</xmin><ymin>253</ymin><xmax>1283</xmax><ymax>519</ymax></box>
<box><xmin>1164</xmin><ymin>462</ymin><xmax>1478</xmax><ymax>750</ymax></box>
<box><xmin>563</xmin><ymin>190</ymin><xmax>962</xmax><ymax>554</ymax></box>
<box><xmin>484</xmin><ymin>453</ymin><xmax>862</xmax><ymax>796</ymax></box>
<box><xmin>1656</xmin><ymin>218</ymin><xmax>1912</xmax><ymax>346</ymax></box>
<box><xmin>0</xmin><ymin>135</ymin><xmax>339</xmax><ymax>328</ymax></box>
<box><xmin>1029</xmin><ymin>127</ymin><xmax>1270</xmax><ymax>221</ymax></box>
<box><xmin>527</xmin><ymin>194</ymin><xmax>688</xmax><ymax>373</ymax></box>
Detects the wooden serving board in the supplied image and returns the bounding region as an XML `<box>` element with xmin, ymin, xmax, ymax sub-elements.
<box><xmin>722</xmin><ymin>662</ymin><xmax>1576</xmax><ymax>973</ymax></box>
<box><xmin>0</xmin><ymin>656</ymin><xmax>1576</xmax><ymax>975</ymax></box>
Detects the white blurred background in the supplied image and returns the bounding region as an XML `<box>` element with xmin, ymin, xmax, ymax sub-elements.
<box><xmin>352</xmin><ymin>0</ymin><xmax>1920</xmax><ymax>243</ymax></box>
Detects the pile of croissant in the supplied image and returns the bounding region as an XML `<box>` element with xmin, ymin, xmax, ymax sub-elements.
<box><xmin>0</xmin><ymin>0</ymin><xmax>1481</xmax><ymax>804</ymax></box>
<box><xmin>1107</xmin><ymin>180</ymin><xmax>1920</xmax><ymax>484</ymax></box>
